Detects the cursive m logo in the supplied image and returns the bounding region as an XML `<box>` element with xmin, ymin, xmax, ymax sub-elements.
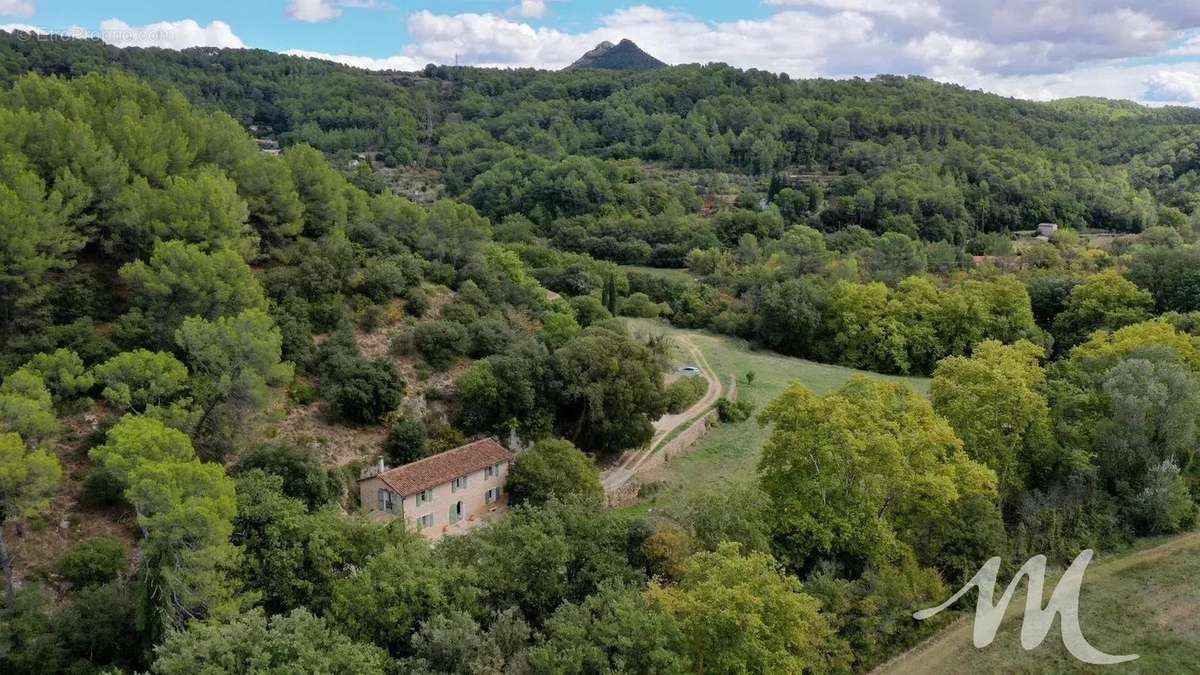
<box><xmin>914</xmin><ymin>549</ymin><xmax>1137</xmax><ymax>665</ymax></box>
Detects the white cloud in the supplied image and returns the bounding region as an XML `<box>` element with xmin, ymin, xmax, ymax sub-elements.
<box><xmin>287</xmin><ymin>0</ymin><xmax>383</xmax><ymax>23</ymax></box>
<box><xmin>0</xmin><ymin>1</ymin><xmax>35</xmax><ymax>18</ymax></box>
<box><xmin>1169</xmin><ymin>32</ymin><xmax>1200</xmax><ymax>56</ymax></box>
<box><xmin>0</xmin><ymin>22</ymin><xmax>41</xmax><ymax>33</ymax></box>
<box><xmin>510</xmin><ymin>0</ymin><xmax>549</xmax><ymax>19</ymax></box>
<box><xmin>1144</xmin><ymin>70</ymin><xmax>1200</xmax><ymax>104</ymax></box>
<box><xmin>275</xmin><ymin>2</ymin><xmax>1200</xmax><ymax>108</ymax></box>
<box><xmin>96</xmin><ymin>19</ymin><xmax>245</xmax><ymax>49</ymax></box>
<box><xmin>297</xmin><ymin>7</ymin><xmax>878</xmax><ymax>76</ymax></box>
<box><xmin>288</xmin><ymin>0</ymin><xmax>340</xmax><ymax>23</ymax></box>
<box><xmin>285</xmin><ymin>48</ymin><xmax>427</xmax><ymax>71</ymax></box>
<box><xmin>766</xmin><ymin>0</ymin><xmax>941</xmax><ymax>22</ymax></box>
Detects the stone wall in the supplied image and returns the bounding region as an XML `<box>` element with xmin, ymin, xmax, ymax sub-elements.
<box><xmin>604</xmin><ymin>374</ymin><xmax>740</xmax><ymax>507</ymax></box>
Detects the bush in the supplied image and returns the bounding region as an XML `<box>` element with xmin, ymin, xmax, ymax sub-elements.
<box><xmin>440</xmin><ymin>301</ymin><xmax>480</xmax><ymax>325</ymax></box>
<box><xmin>234</xmin><ymin>443</ymin><xmax>342</xmax><ymax>510</ymax></box>
<box><xmin>426</xmin><ymin>422</ymin><xmax>466</xmax><ymax>454</ymax></box>
<box><xmin>413</xmin><ymin>321</ymin><xmax>470</xmax><ymax>370</ymax></box>
<box><xmin>79</xmin><ymin>466</ymin><xmax>126</xmax><ymax>509</ymax></box>
<box><xmin>289</xmin><ymin>379</ymin><xmax>319</xmax><ymax>405</ymax></box>
<box><xmin>716</xmin><ymin>397</ymin><xmax>753</xmax><ymax>423</ymax></box>
<box><xmin>404</xmin><ymin>287</ymin><xmax>430</xmax><ymax>318</ymax></box>
<box><xmin>467</xmin><ymin>318</ymin><xmax>513</xmax><ymax>359</ymax></box>
<box><xmin>320</xmin><ymin>355</ymin><xmax>405</xmax><ymax>424</ymax></box>
<box><xmin>57</xmin><ymin>537</ymin><xmax>126</xmax><ymax>588</ymax></box>
<box><xmin>384</xmin><ymin>418</ymin><xmax>429</xmax><ymax>466</ymax></box>
<box><xmin>568</xmin><ymin>295</ymin><xmax>612</xmax><ymax>327</ymax></box>
<box><xmin>665</xmin><ymin>376</ymin><xmax>707</xmax><ymax>414</ymax></box>
<box><xmin>1132</xmin><ymin>460</ymin><xmax>1196</xmax><ymax>535</ymax></box>
<box><xmin>619</xmin><ymin>292</ymin><xmax>669</xmax><ymax>318</ymax></box>
<box><xmin>506</xmin><ymin>438</ymin><xmax>604</xmax><ymax>507</ymax></box>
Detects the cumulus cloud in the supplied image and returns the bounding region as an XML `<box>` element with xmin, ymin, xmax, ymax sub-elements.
<box><xmin>294</xmin><ymin>6</ymin><xmax>880</xmax><ymax>77</ymax></box>
<box><xmin>287</xmin><ymin>0</ymin><xmax>340</xmax><ymax>23</ymax></box>
<box><xmin>276</xmin><ymin>2</ymin><xmax>1200</xmax><ymax>107</ymax></box>
<box><xmin>766</xmin><ymin>0</ymin><xmax>941</xmax><ymax>22</ymax></box>
<box><xmin>285</xmin><ymin>48</ymin><xmax>427</xmax><ymax>71</ymax></box>
<box><xmin>509</xmin><ymin>0</ymin><xmax>549</xmax><ymax>19</ymax></box>
<box><xmin>0</xmin><ymin>1</ymin><xmax>34</xmax><ymax>18</ymax></box>
<box><xmin>1144</xmin><ymin>70</ymin><xmax>1200</xmax><ymax>104</ymax></box>
<box><xmin>287</xmin><ymin>0</ymin><xmax>384</xmax><ymax>23</ymax></box>
<box><xmin>96</xmin><ymin>19</ymin><xmax>245</xmax><ymax>49</ymax></box>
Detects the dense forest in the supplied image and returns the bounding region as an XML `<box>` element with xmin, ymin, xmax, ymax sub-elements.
<box><xmin>0</xmin><ymin>32</ymin><xmax>1198</xmax><ymax>674</ymax></box>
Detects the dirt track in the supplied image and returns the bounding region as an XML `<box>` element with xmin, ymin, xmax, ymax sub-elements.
<box><xmin>601</xmin><ymin>336</ymin><xmax>722</xmax><ymax>492</ymax></box>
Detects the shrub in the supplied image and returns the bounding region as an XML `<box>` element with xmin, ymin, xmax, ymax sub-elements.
<box><xmin>619</xmin><ymin>292</ymin><xmax>669</xmax><ymax>318</ymax></box>
<box><xmin>79</xmin><ymin>466</ymin><xmax>126</xmax><ymax>509</ymax></box>
<box><xmin>716</xmin><ymin>397</ymin><xmax>753</xmax><ymax>423</ymax></box>
<box><xmin>506</xmin><ymin>438</ymin><xmax>604</xmax><ymax>507</ymax></box>
<box><xmin>289</xmin><ymin>380</ymin><xmax>319</xmax><ymax>405</ymax></box>
<box><xmin>1132</xmin><ymin>460</ymin><xmax>1196</xmax><ymax>535</ymax></box>
<box><xmin>440</xmin><ymin>301</ymin><xmax>480</xmax><ymax>325</ymax></box>
<box><xmin>57</xmin><ymin>537</ymin><xmax>126</xmax><ymax>588</ymax></box>
<box><xmin>467</xmin><ymin>318</ymin><xmax>513</xmax><ymax>359</ymax></box>
<box><xmin>384</xmin><ymin>418</ymin><xmax>429</xmax><ymax>466</ymax></box>
<box><xmin>665</xmin><ymin>376</ymin><xmax>707</xmax><ymax>414</ymax></box>
<box><xmin>568</xmin><ymin>295</ymin><xmax>612</xmax><ymax>327</ymax></box>
<box><xmin>404</xmin><ymin>287</ymin><xmax>430</xmax><ymax>318</ymax></box>
<box><xmin>413</xmin><ymin>321</ymin><xmax>470</xmax><ymax>370</ymax></box>
<box><xmin>320</xmin><ymin>355</ymin><xmax>405</xmax><ymax>424</ymax></box>
<box><xmin>426</xmin><ymin>422</ymin><xmax>466</xmax><ymax>454</ymax></box>
<box><xmin>234</xmin><ymin>442</ymin><xmax>342</xmax><ymax>510</ymax></box>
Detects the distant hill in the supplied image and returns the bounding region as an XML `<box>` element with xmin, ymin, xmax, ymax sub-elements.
<box><xmin>566</xmin><ymin>39</ymin><xmax>666</xmax><ymax>71</ymax></box>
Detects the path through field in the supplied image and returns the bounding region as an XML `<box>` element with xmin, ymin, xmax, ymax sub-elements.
<box><xmin>601</xmin><ymin>336</ymin><xmax>722</xmax><ymax>493</ymax></box>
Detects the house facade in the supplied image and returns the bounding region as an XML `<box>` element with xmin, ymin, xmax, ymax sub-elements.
<box><xmin>358</xmin><ymin>437</ymin><xmax>514</xmax><ymax>540</ymax></box>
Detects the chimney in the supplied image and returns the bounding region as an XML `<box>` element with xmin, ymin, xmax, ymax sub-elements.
<box><xmin>361</xmin><ymin>457</ymin><xmax>387</xmax><ymax>479</ymax></box>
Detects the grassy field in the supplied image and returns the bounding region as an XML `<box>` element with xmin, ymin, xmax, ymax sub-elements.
<box><xmin>875</xmin><ymin>532</ymin><xmax>1200</xmax><ymax>674</ymax></box>
<box><xmin>624</xmin><ymin>319</ymin><xmax>930</xmax><ymax>511</ymax></box>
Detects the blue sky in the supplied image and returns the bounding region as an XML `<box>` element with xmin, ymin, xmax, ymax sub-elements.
<box><xmin>6</xmin><ymin>1</ymin><xmax>1200</xmax><ymax>105</ymax></box>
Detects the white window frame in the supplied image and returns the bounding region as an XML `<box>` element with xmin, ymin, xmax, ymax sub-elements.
<box><xmin>485</xmin><ymin>486</ymin><xmax>502</xmax><ymax>504</ymax></box>
<box><xmin>415</xmin><ymin>513</ymin><xmax>433</xmax><ymax>530</ymax></box>
<box><xmin>485</xmin><ymin>465</ymin><xmax>495</xmax><ymax>479</ymax></box>
<box><xmin>451</xmin><ymin>476</ymin><xmax>467</xmax><ymax>492</ymax></box>
<box><xmin>415</xmin><ymin>488</ymin><xmax>433</xmax><ymax>506</ymax></box>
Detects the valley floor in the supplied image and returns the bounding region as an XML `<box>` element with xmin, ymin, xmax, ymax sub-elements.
<box><xmin>621</xmin><ymin>319</ymin><xmax>930</xmax><ymax>513</ymax></box>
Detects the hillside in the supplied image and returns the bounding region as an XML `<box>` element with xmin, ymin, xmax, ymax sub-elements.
<box><xmin>875</xmin><ymin>532</ymin><xmax>1200</xmax><ymax>674</ymax></box>
<box><xmin>5</xmin><ymin>30</ymin><xmax>1200</xmax><ymax>240</ymax></box>
<box><xmin>566</xmin><ymin>39</ymin><xmax>667</xmax><ymax>71</ymax></box>
<box><xmin>2</xmin><ymin>24</ymin><xmax>1200</xmax><ymax>675</ymax></box>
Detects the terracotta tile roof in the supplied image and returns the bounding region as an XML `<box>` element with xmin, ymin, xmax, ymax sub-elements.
<box><xmin>369</xmin><ymin>437</ymin><xmax>514</xmax><ymax>497</ymax></box>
